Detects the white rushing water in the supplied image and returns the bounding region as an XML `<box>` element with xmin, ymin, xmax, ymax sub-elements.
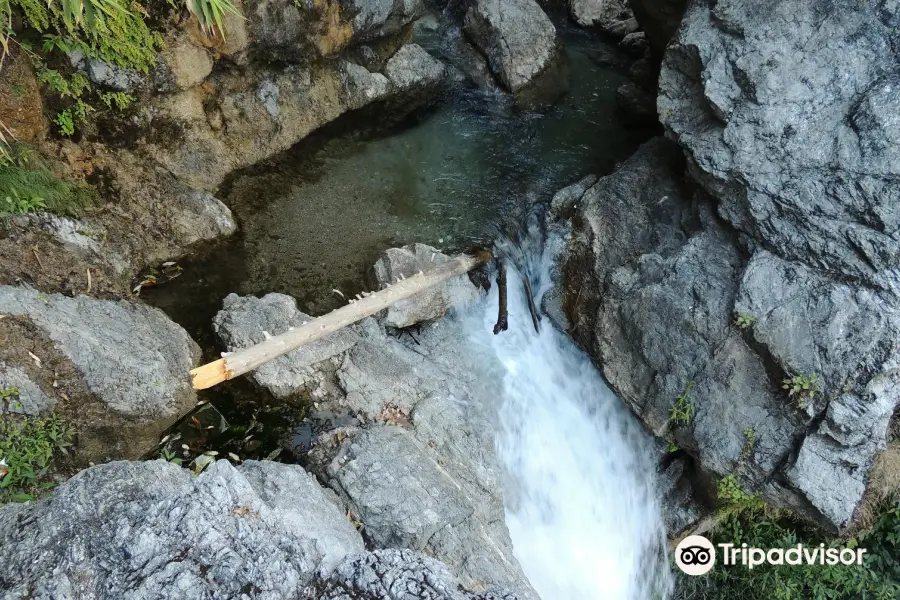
<box><xmin>465</xmin><ymin>231</ymin><xmax>672</xmax><ymax>600</ymax></box>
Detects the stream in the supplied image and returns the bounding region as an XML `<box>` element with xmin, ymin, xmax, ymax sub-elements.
<box><xmin>143</xmin><ymin>19</ymin><xmax>669</xmax><ymax>600</ymax></box>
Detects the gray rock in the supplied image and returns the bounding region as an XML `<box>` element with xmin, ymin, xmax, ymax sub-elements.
<box><xmin>619</xmin><ymin>31</ymin><xmax>649</xmax><ymax>57</ymax></box>
<box><xmin>463</xmin><ymin>0</ymin><xmax>558</xmax><ymax>92</ymax></box>
<box><xmin>599</xmin><ymin>16</ymin><xmax>639</xmax><ymax>39</ymax></box>
<box><xmin>0</xmin><ymin>286</ymin><xmax>199</xmax><ymax>419</ymax></box>
<box><xmin>372</xmin><ymin>243</ymin><xmax>480</xmax><ymax>328</ymax></box>
<box><xmin>658</xmin><ymin>0</ymin><xmax>900</xmax><ymax>284</ymax></box>
<box><xmin>246</xmin><ymin>0</ymin><xmax>424</xmax><ymax>63</ymax></box>
<box><xmin>557</xmin><ymin>134</ymin><xmax>900</xmax><ymax>530</ymax></box>
<box><xmin>0</xmin><ymin>362</ymin><xmax>55</xmax><ymax>415</ymax></box>
<box><xmin>83</xmin><ymin>58</ymin><xmax>144</xmax><ymax>91</ymax></box>
<box><xmin>347</xmin><ymin>0</ymin><xmax>426</xmax><ymax>42</ymax></box>
<box><xmin>0</xmin><ymin>460</ymin><xmax>365</xmax><ymax>600</ymax></box>
<box><xmin>312</xmin><ymin>549</ymin><xmax>520</xmax><ymax>600</ymax></box>
<box><xmin>384</xmin><ymin>44</ymin><xmax>448</xmax><ymax>93</ymax></box>
<box><xmin>569</xmin><ymin>0</ymin><xmax>630</xmax><ymax>29</ymax></box>
<box><xmin>213</xmin><ymin>293</ymin><xmax>360</xmax><ymax>398</ymax></box>
<box><xmin>342</xmin><ymin>62</ymin><xmax>392</xmax><ymax>110</ymax></box>
<box><xmin>170</xmin><ymin>188</ymin><xmax>237</xmax><ymax>246</ymax></box>
<box><xmin>326</xmin><ymin>426</ymin><xmax>475</xmax><ymax>550</ymax></box>
<box><xmin>306</xmin><ymin>316</ymin><xmax>536</xmax><ymax>599</ymax></box>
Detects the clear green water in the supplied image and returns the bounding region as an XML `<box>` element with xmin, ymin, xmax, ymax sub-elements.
<box><xmin>144</xmin><ymin>26</ymin><xmax>649</xmax><ymax>340</ymax></box>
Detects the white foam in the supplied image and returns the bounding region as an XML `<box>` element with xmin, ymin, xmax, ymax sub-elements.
<box><xmin>465</xmin><ymin>235</ymin><xmax>672</xmax><ymax>600</ymax></box>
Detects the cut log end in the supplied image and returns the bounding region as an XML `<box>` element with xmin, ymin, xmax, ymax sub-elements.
<box><xmin>190</xmin><ymin>358</ymin><xmax>232</xmax><ymax>390</ymax></box>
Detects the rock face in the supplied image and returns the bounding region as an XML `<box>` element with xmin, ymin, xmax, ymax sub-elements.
<box><xmin>211</xmin><ymin>260</ymin><xmax>536</xmax><ymax>598</ymax></box>
<box><xmin>0</xmin><ymin>460</ymin><xmax>514</xmax><ymax>600</ymax></box>
<box><xmin>311</xmin><ymin>549</ymin><xmax>519</xmax><ymax>600</ymax></box>
<box><xmin>372</xmin><ymin>244</ymin><xmax>481</xmax><ymax>328</ymax></box>
<box><xmin>0</xmin><ymin>286</ymin><xmax>200</xmax><ymax>462</ymax></box>
<box><xmin>659</xmin><ymin>0</ymin><xmax>900</xmax><ymax>286</ymax></box>
<box><xmin>557</xmin><ymin>135</ymin><xmax>899</xmax><ymax>532</ymax></box>
<box><xmin>463</xmin><ymin>0</ymin><xmax>558</xmax><ymax>92</ymax></box>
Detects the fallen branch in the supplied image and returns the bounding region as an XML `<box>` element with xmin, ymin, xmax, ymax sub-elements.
<box><xmin>191</xmin><ymin>252</ymin><xmax>487</xmax><ymax>390</ymax></box>
<box><xmin>493</xmin><ymin>259</ymin><xmax>508</xmax><ymax>335</ymax></box>
<box><xmin>522</xmin><ymin>275</ymin><xmax>540</xmax><ymax>334</ymax></box>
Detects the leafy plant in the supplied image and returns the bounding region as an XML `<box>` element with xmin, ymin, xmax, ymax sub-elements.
<box><xmin>782</xmin><ymin>373</ymin><xmax>820</xmax><ymax>409</ymax></box>
<box><xmin>98</xmin><ymin>90</ymin><xmax>133</xmax><ymax>110</ymax></box>
<box><xmin>717</xmin><ymin>473</ymin><xmax>766</xmax><ymax>513</ymax></box>
<box><xmin>676</xmin><ymin>498</ymin><xmax>900</xmax><ymax>600</ymax></box>
<box><xmin>159</xmin><ymin>448</ymin><xmax>183</xmax><ymax>465</ymax></box>
<box><xmin>670</xmin><ymin>382</ymin><xmax>696</xmax><ymax>426</ymax></box>
<box><xmin>0</xmin><ymin>145</ymin><xmax>95</xmax><ymax>217</ymax></box>
<box><xmin>0</xmin><ymin>413</ymin><xmax>74</xmax><ymax>504</ymax></box>
<box><xmin>741</xmin><ymin>428</ymin><xmax>756</xmax><ymax>461</ymax></box>
<box><xmin>734</xmin><ymin>313</ymin><xmax>757</xmax><ymax>330</ymax></box>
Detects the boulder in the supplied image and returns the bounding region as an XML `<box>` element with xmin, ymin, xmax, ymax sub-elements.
<box><xmin>307</xmin><ymin>318</ymin><xmax>538</xmax><ymax>598</ymax></box>
<box><xmin>0</xmin><ymin>286</ymin><xmax>198</xmax><ymax>418</ymax></box>
<box><xmin>0</xmin><ymin>286</ymin><xmax>201</xmax><ymax>461</ymax></box>
<box><xmin>243</xmin><ymin>0</ymin><xmax>425</xmax><ymax>63</ymax></box>
<box><xmin>325</xmin><ymin>426</ymin><xmax>475</xmax><ymax>550</ymax></box>
<box><xmin>213</xmin><ymin>292</ymin><xmax>360</xmax><ymax>399</ymax></box>
<box><xmin>463</xmin><ymin>0</ymin><xmax>558</xmax><ymax>93</ymax></box>
<box><xmin>372</xmin><ymin>243</ymin><xmax>480</xmax><ymax>328</ymax></box>
<box><xmin>569</xmin><ymin>0</ymin><xmax>630</xmax><ymax>30</ymax></box>
<box><xmin>658</xmin><ymin>0</ymin><xmax>900</xmax><ymax>284</ymax></box>
<box><xmin>384</xmin><ymin>43</ymin><xmax>448</xmax><ymax>93</ymax></box>
<box><xmin>616</xmin><ymin>81</ymin><xmax>657</xmax><ymax>125</ymax></box>
<box><xmin>0</xmin><ymin>459</ymin><xmax>364</xmax><ymax>599</ymax></box>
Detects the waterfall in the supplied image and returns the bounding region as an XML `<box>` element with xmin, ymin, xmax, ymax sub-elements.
<box><xmin>464</xmin><ymin>226</ymin><xmax>673</xmax><ymax>600</ymax></box>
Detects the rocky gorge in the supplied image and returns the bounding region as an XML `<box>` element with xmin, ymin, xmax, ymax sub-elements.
<box><xmin>1</xmin><ymin>0</ymin><xmax>899</xmax><ymax>599</ymax></box>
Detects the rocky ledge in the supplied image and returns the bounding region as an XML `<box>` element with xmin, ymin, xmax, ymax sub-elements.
<box><xmin>0</xmin><ymin>459</ymin><xmax>519</xmax><ymax>600</ymax></box>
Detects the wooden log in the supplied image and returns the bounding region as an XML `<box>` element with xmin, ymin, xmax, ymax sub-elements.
<box><xmin>522</xmin><ymin>275</ymin><xmax>541</xmax><ymax>334</ymax></box>
<box><xmin>493</xmin><ymin>259</ymin><xmax>508</xmax><ymax>335</ymax></box>
<box><xmin>191</xmin><ymin>253</ymin><xmax>486</xmax><ymax>390</ymax></box>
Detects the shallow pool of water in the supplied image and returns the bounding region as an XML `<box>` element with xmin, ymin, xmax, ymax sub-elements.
<box><xmin>144</xmin><ymin>26</ymin><xmax>648</xmax><ymax>337</ymax></box>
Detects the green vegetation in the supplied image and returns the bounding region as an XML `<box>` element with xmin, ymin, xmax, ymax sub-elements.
<box><xmin>734</xmin><ymin>313</ymin><xmax>757</xmax><ymax>330</ymax></box>
<box><xmin>782</xmin><ymin>373</ymin><xmax>820</xmax><ymax>409</ymax></box>
<box><xmin>741</xmin><ymin>428</ymin><xmax>756</xmax><ymax>461</ymax></box>
<box><xmin>0</xmin><ymin>0</ymin><xmax>241</xmax><ymax>146</ymax></box>
<box><xmin>0</xmin><ymin>145</ymin><xmax>95</xmax><ymax>217</ymax></box>
<box><xmin>0</xmin><ymin>413</ymin><xmax>75</xmax><ymax>503</ymax></box>
<box><xmin>679</xmin><ymin>498</ymin><xmax>900</xmax><ymax>600</ymax></box>
<box><xmin>670</xmin><ymin>382</ymin><xmax>696</xmax><ymax>426</ymax></box>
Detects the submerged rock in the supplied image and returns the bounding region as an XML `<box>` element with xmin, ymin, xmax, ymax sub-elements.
<box><xmin>463</xmin><ymin>0</ymin><xmax>558</xmax><ymax>93</ymax></box>
<box><xmin>372</xmin><ymin>243</ymin><xmax>480</xmax><ymax>328</ymax></box>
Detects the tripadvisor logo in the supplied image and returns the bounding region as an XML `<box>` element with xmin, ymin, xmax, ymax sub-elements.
<box><xmin>674</xmin><ymin>535</ymin><xmax>868</xmax><ymax>576</ymax></box>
